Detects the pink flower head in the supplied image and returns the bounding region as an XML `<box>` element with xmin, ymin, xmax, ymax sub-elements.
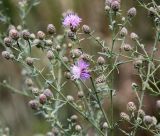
<box><xmin>71</xmin><ymin>59</ymin><xmax>90</xmax><ymax>80</ymax></box>
<box><xmin>62</xmin><ymin>11</ymin><xmax>82</xmax><ymax>30</ymax></box>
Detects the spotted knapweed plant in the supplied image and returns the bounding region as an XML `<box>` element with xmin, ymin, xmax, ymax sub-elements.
<box><xmin>1</xmin><ymin>0</ymin><xmax>160</xmax><ymax>136</ymax></box>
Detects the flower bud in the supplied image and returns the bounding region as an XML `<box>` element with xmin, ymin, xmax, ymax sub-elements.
<box><xmin>46</xmin><ymin>132</ymin><xmax>54</xmax><ymax>136</ymax></box>
<box><xmin>102</xmin><ymin>122</ymin><xmax>108</xmax><ymax>129</ymax></box>
<box><xmin>127</xmin><ymin>102</ymin><xmax>136</xmax><ymax>112</ymax></box>
<box><xmin>127</xmin><ymin>7</ymin><xmax>136</xmax><ymax>18</ymax></box>
<box><xmin>156</xmin><ymin>100</ymin><xmax>160</xmax><ymax>109</ymax></box>
<box><xmin>1</xmin><ymin>51</ymin><xmax>10</xmax><ymax>60</ymax></box>
<box><xmin>22</xmin><ymin>30</ymin><xmax>30</xmax><ymax>40</ymax></box>
<box><xmin>105</xmin><ymin>5</ymin><xmax>110</xmax><ymax>11</ymax></box>
<box><xmin>37</xmin><ymin>31</ymin><xmax>45</xmax><ymax>40</ymax></box>
<box><xmin>9</xmin><ymin>29</ymin><xmax>19</xmax><ymax>40</ymax></box>
<box><xmin>75</xmin><ymin>125</ymin><xmax>82</xmax><ymax>132</ymax></box>
<box><xmin>111</xmin><ymin>1</ymin><xmax>120</xmax><ymax>12</ymax></box>
<box><xmin>82</xmin><ymin>25</ymin><xmax>91</xmax><ymax>34</ymax></box>
<box><xmin>47</xmin><ymin>50</ymin><xmax>54</xmax><ymax>60</ymax></box>
<box><xmin>148</xmin><ymin>7</ymin><xmax>155</xmax><ymax>17</ymax></box>
<box><xmin>4</xmin><ymin>37</ymin><xmax>12</xmax><ymax>47</ymax></box>
<box><xmin>62</xmin><ymin>56</ymin><xmax>69</xmax><ymax>63</ymax></box>
<box><xmin>45</xmin><ymin>40</ymin><xmax>53</xmax><ymax>46</ymax></box>
<box><xmin>47</xmin><ymin>24</ymin><xmax>56</xmax><ymax>34</ymax></box>
<box><xmin>64</xmin><ymin>71</ymin><xmax>71</xmax><ymax>79</ymax></box>
<box><xmin>26</xmin><ymin>57</ymin><xmax>34</xmax><ymax>66</ymax></box>
<box><xmin>67</xmin><ymin>31</ymin><xmax>75</xmax><ymax>40</ymax></box>
<box><xmin>78</xmin><ymin>91</ymin><xmax>84</xmax><ymax>98</ymax></box>
<box><xmin>97</xmin><ymin>56</ymin><xmax>105</xmax><ymax>65</ymax></box>
<box><xmin>138</xmin><ymin>109</ymin><xmax>145</xmax><ymax>118</ymax></box>
<box><xmin>130</xmin><ymin>32</ymin><xmax>138</xmax><ymax>40</ymax></box>
<box><xmin>143</xmin><ymin>115</ymin><xmax>153</xmax><ymax>125</ymax></box>
<box><xmin>120</xmin><ymin>112</ymin><xmax>130</xmax><ymax>121</ymax></box>
<box><xmin>39</xmin><ymin>94</ymin><xmax>47</xmax><ymax>104</ymax></box>
<box><xmin>70</xmin><ymin>115</ymin><xmax>78</xmax><ymax>122</ymax></box>
<box><xmin>122</xmin><ymin>44</ymin><xmax>132</xmax><ymax>51</ymax></box>
<box><xmin>80</xmin><ymin>53</ymin><xmax>91</xmax><ymax>61</ymax></box>
<box><xmin>28</xmin><ymin>100</ymin><xmax>39</xmax><ymax>110</ymax></box>
<box><xmin>56</xmin><ymin>45</ymin><xmax>61</xmax><ymax>51</ymax></box>
<box><xmin>120</xmin><ymin>27</ymin><xmax>128</xmax><ymax>37</ymax></box>
<box><xmin>25</xmin><ymin>78</ymin><xmax>33</xmax><ymax>87</ymax></box>
<box><xmin>152</xmin><ymin>116</ymin><xmax>157</xmax><ymax>126</ymax></box>
<box><xmin>67</xmin><ymin>95</ymin><xmax>74</xmax><ymax>102</ymax></box>
<box><xmin>95</xmin><ymin>75</ymin><xmax>106</xmax><ymax>84</ymax></box>
<box><xmin>9</xmin><ymin>54</ymin><xmax>14</xmax><ymax>60</ymax></box>
<box><xmin>29</xmin><ymin>33</ymin><xmax>36</xmax><ymax>40</ymax></box>
<box><xmin>43</xmin><ymin>89</ymin><xmax>53</xmax><ymax>99</ymax></box>
<box><xmin>31</xmin><ymin>87</ymin><xmax>39</xmax><ymax>96</ymax></box>
<box><xmin>72</xmin><ymin>48</ymin><xmax>82</xmax><ymax>58</ymax></box>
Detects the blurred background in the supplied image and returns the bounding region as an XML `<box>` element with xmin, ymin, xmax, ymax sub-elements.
<box><xmin>0</xmin><ymin>0</ymin><xmax>160</xmax><ymax>135</ymax></box>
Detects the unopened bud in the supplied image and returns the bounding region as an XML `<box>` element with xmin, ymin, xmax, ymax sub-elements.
<box><xmin>82</xmin><ymin>25</ymin><xmax>91</xmax><ymax>34</ymax></box>
<box><xmin>70</xmin><ymin>115</ymin><xmax>78</xmax><ymax>122</ymax></box>
<box><xmin>120</xmin><ymin>27</ymin><xmax>128</xmax><ymax>37</ymax></box>
<box><xmin>25</xmin><ymin>78</ymin><xmax>33</xmax><ymax>87</ymax></box>
<box><xmin>111</xmin><ymin>1</ymin><xmax>120</xmax><ymax>12</ymax></box>
<box><xmin>127</xmin><ymin>7</ymin><xmax>136</xmax><ymax>18</ymax></box>
<box><xmin>122</xmin><ymin>44</ymin><xmax>132</xmax><ymax>51</ymax></box>
<box><xmin>4</xmin><ymin>37</ymin><xmax>12</xmax><ymax>47</ymax></box>
<box><xmin>120</xmin><ymin>112</ymin><xmax>130</xmax><ymax>121</ymax></box>
<box><xmin>31</xmin><ymin>87</ymin><xmax>39</xmax><ymax>96</ymax></box>
<box><xmin>2</xmin><ymin>51</ymin><xmax>10</xmax><ymax>60</ymax></box>
<box><xmin>26</xmin><ymin>57</ymin><xmax>34</xmax><ymax>66</ymax></box>
<box><xmin>43</xmin><ymin>89</ymin><xmax>53</xmax><ymax>99</ymax></box>
<box><xmin>39</xmin><ymin>94</ymin><xmax>47</xmax><ymax>104</ymax></box>
<box><xmin>37</xmin><ymin>31</ymin><xmax>45</xmax><ymax>40</ymax></box>
<box><xmin>67</xmin><ymin>95</ymin><xmax>74</xmax><ymax>102</ymax></box>
<box><xmin>68</xmin><ymin>31</ymin><xmax>75</xmax><ymax>40</ymax></box>
<box><xmin>130</xmin><ymin>32</ymin><xmax>138</xmax><ymax>40</ymax></box>
<box><xmin>45</xmin><ymin>40</ymin><xmax>53</xmax><ymax>46</ymax></box>
<box><xmin>102</xmin><ymin>122</ymin><xmax>108</xmax><ymax>129</ymax></box>
<box><xmin>47</xmin><ymin>50</ymin><xmax>54</xmax><ymax>60</ymax></box>
<box><xmin>97</xmin><ymin>56</ymin><xmax>105</xmax><ymax>65</ymax></box>
<box><xmin>47</xmin><ymin>24</ymin><xmax>56</xmax><ymax>34</ymax></box>
<box><xmin>143</xmin><ymin>115</ymin><xmax>153</xmax><ymax>125</ymax></box>
<box><xmin>138</xmin><ymin>109</ymin><xmax>145</xmax><ymax>118</ymax></box>
<box><xmin>75</xmin><ymin>125</ymin><xmax>82</xmax><ymax>132</ymax></box>
<box><xmin>22</xmin><ymin>30</ymin><xmax>30</xmax><ymax>40</ymax></box>
<box><xmin>78</xmin><ymin>91</ymin><xmax>84</xmax><ymax>98</ymax></box>
<box><xmin>29</xmin><ymin>33</ymin><xmax>36</xmax><ymax>40</ymax></box>
<box><xmin>28</xmin><ymin>100</ymin><xmax>39</xmax><ymax>110</ymax></box>
<box><xmin>72</xmin><ymin>48</ymin><xmax>82</xmax><ymax>58</ymax></box>
<box><xmin>156</xmin><ymin>100</ymin><xmax>160</xmax><ymax>109</ymax></box>
<box><xmin>9</xmin><ymin>29</ymin><xmax>19</xmax><ymax>40</ymax></box>
<box><xmin>127</xmin><ymin>102</ymin><xmax>136</xmax><ymax>112</ymax></box>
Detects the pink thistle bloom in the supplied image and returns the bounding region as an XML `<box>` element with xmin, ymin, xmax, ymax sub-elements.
<box><xmin>71</xmin><ymin>59</ymin><xmax>90</xmax><ymax>80</ymax></box>
<box><xmin>62</xmin><ymin>11</ymin><xmax>82</xmax><ymax>30</ymax></box>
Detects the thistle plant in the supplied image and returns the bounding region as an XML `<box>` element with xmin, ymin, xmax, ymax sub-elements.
<box><xmin>1</xmin><ymin>0</ymin><xmax>160</xmax><ymax>136</ymax></box>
